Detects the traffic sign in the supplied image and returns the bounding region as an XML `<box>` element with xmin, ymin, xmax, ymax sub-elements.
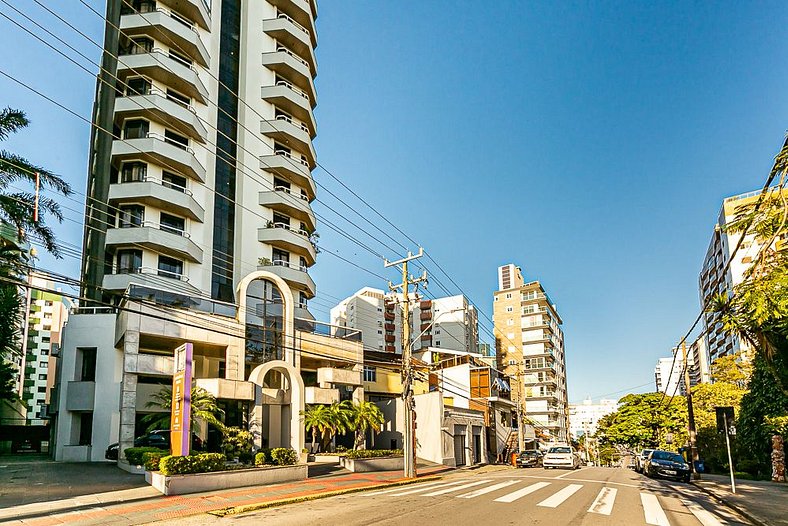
<box><xmin>715</xmin><ymin>406</ymin><xmax>734</xmax><ymax>434</ymax></box>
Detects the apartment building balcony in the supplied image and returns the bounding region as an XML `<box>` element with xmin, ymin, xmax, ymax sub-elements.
<box><xmin>385</xmin><ymin>323</ymin><xmax>395</xmax><ymax>331</ymax></box>
<box><xmin>304</xmin><ymin>386</ymin><xmax>339</xmax><ymax>405</ymax></box>
<box><xmin>259</xmin><ymin>187</ymin><xmax>315</xmax><ymax>229</ymax></box>
<box><xmin>385</xmin><ymin>345</ymin><xmax>395</xmax><ymax>353</ymax></box>
<box><xmin>102</xmin><ymin>266</ymin><xmax>199</xmax><ymax>296</ymax></box>
<box><xmin>118</xmin><ymin>49</ymin><xmax>208</xmax><ymax>103</ymax></box>
<box><xmin>260</xmin><ymin>116</ymin><xmax>315</xmax><ymax>165</ymax></box>
<box><xmin>120</xmin><ymin>9</ymin><xmax>209</xmax><ymax>66</ymax></box>
<box><xmin>384</xmin><ymin>311</ymin><xmax>395</xmax><ymax>321</ymax></box>
<box><xmin>195</xmin><ymin>378</ymin><xmax>254</xmax><ymax>401</ymax></box>
<box><xmin>65</xmin><ymin>381</ymin><xmax>95</xmax><ymax>411</ymax></box>
<box><xmin>158</xmin><ymin>0</ymin><xmax>210</xmax><ymax>30</ymax></box>
<box><xmin>109</xmin><ymin>177</ymin><xmax>205</xmax><ymax>222</ymax></box>
<box><xmin>420</xmin><ymin>311</ymin><xmax>432</xmax><ymax>321</ymax></box>
<box><xmin>420</xmin><ymin>334</ymin><xmax>432</xmax><ymax>342</ymax></box>
<box><xmin>112</xmin><ymin>134</ymin><xmax>206</xmax><ymax>182</ymax></box>
<box><xmin>262</xmin><ymin>16</ymin><xmax>316</xmax><ymax>75</ymax></box>
<box><xmin>420</xmin><ymin>300</ymin><xmax>432</xmax><ymax>309</ymax></box>
<box><xmin>257</xmin><ymin>259</ymin><xmax>316</xmax><ymax>298</ymax></box>
<box><xmin>114</xmin><ymin>92</ymin><xmax>207</xmax><ymax>143</ymax></box>
<box><xmin>385</xmin><ymin>334</ymin><xmax>395</xmax><ymax>344</ymax></box>
<box><xmin>260</xmin><ymin>82</ymin><xmax>315</xmax><ymax>133</ymax></box>
<box><xmin>259</xmin><ymin>152</ymin><xmax>315</xmax><ymax>199</ymax></box>
<box><xmin>262</xmin><ymin>50</ymin><xmax>316</xmax><ymax>105</ymax></box>
<box><xmin>317</xmin><ymin>367</ymin><xmax>362</xmax><ymax>387</ymax></box>
<box><xmin>258</xmin><ymin>224</ymin><xmax>316</xmax><ymax>265</ymax></box>
<box><xmin>523</xmin><ymin>376</ymin><xmax>557</xmax><ymax>388</ymax></box>
<box><xmin>268</xmin><ymin>0</ymin><xmax>316</xmax><ymax>40</ymax></box>
<box><xmin>106</xmin><ymin>223</ymin><xmax>203</xmax><ymax>263</ymax></box>
<box><xmin>126</xmin><ymin>353</ymin><xmax>176</xmax><ymax>376</ymax></box>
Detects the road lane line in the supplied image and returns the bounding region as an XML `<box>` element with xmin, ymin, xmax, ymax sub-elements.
<box><xmin>681</xmin><ymin>500</ymin><xmax>727</xmax><ymax>526</ymax></box>
<box><xmin>360</xmin><ymin>480</ymin><xmax>449</xmax><ymax>497</ymax></box>
<box><xmin>456</xmin><ymin>480</ymin><xmax>520</xmax><ymax>499</ymax></box>
<box><xmin>388</xmin><ymin>480</ymin><xmax>470</xmax><ymax>496</ymax></box>
<box><xmin>588</xmin><ymin>487</ymin><xmax>617</xmax><ymax>515</ymax></box>
<box><xmin>555</xmin><ymin>469</ymin><xmax>582</xmax><ymax>479</ymax></box>
<box><xmin>537</xmin><ymin>484</ymin><xmax>583</xmax><ymax>508</ymax></box>
<box><xmin>641</xmin><ymin>493</ymin><xmax>670</xmax><ymax>526</ymax></box>
<box><xmin>421</xmin><ymin>479</ymin><xmax>493</xmax><ymax>496</ymax></box>
<box><xmin>493</xmin><ymin>482</ymin><xmax>551</xmax><ymax>503</ymax></box>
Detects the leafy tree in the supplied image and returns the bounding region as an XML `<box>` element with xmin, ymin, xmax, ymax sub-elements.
<box><xmin>691</xmin><ymin>381</ymin><xmax>747</xmax><ymax>430</ymax></box>
<box><xmin>142</xmin><ymin>385</ymin><xmax>225</xmax><ymax>434</ymax></box>
<box><xmin>301</xmin><ymin>404</ymin><xmax>334</xmax><ymax>453</ymax></box>
<box><xmin>595</xmin><ymin>393</ymin><xmax>687</xmax><ymax>450</ymax></box>
<box><xmin>343</xmin><ymin>400</ymin><xmax>385</xmax><ymax>450</ymax></box>
<box><xmin>710</xmin><ymin>352</ymin><xmax>753</xmax><ymax>388</ymax></box>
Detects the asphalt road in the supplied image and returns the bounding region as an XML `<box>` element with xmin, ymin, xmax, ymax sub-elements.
<box><xmin>160</xmin><ymin>466</ymin><xmax>750</xmax><ymax>526</ymax></box>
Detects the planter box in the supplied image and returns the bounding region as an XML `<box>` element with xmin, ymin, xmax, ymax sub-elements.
<box><xmin>312</xmin><ymin>454</ymin><xmax>343</xmax><ymax>464</ymax></box>
<box><xmin>117</xmin><ymin>460</ymin><xmax>146</xmax><ymax>475</ymax></box>
<box><xmin>340</xmin><ymin>456</ymin><xmax>404</xmax><ymax>473</ymax></box>
<box><xmin>146</xmin><ymin>464</ymin><xmax>307</xmax><ymax>495</ymax></box>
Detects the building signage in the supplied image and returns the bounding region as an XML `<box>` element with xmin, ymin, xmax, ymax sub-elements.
<box><xmin>170</xmin><ymin>343</ymin><xmax>193</xmax><ymax>456</ymax></box>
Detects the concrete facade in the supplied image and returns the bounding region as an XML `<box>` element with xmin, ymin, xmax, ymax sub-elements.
<box><xmin>568</xmin><ymin>398</ymin><xmax>617</xmax><ymax>439</ymax></box>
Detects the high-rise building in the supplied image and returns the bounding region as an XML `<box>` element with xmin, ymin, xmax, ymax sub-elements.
<box><xmin>699</xmin><ymin>188</ymin><xmax>788</xmax><ymax>363</ymax></box>
<box><xmin>331</xmin><ymin>289</ymin><xmax>478</xmax><ymax>355</ymax></box>
<box><xmin>654</xmin><ymin>354</ymin><xmax>685</xmax><ymax>395</ymax></box>
<box><xmin>493</xmin><ymin>264</ymin><xmax>569</xmax><ymax>443</ymax></box>
<box><xmin>568</xmin><ymin>398</ymin><xmax>617</xmax><ymax>439</ymax></box>
<box><xmin>688</xmin><ymin>334</ymin><xmax>711</xmax><ymax>386</ymax></box>
<box><xmin>54</xmin><ymin>0</ymin><xmax>349</xmax><ymax>463</ymax></box>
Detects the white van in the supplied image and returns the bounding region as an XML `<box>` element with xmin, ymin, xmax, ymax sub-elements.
<box><xmin>543</xmin><ymin>445</ymin><xmax>580</xmax><ymax>469</ymax></box>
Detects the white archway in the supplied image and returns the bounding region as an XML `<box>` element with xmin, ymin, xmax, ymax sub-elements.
<box><xmin>248</xmin><ymin>361</ymin><xmax>305</xmax><ymax>452</ymax></box>
<box><xmin>236</xmin><ymin>270</ymin><xmax>296</xmax><ymax>365</ymax></box>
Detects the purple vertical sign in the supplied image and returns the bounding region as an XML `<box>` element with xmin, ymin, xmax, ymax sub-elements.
<box><xmin>171</xmin><ymin>343</ymin><xmax>193</xmax><ymax>456</ymax></box>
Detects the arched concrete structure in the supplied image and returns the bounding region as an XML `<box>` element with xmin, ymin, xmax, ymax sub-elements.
<box><xmin>236</xmin><ymin>270</ymin><xmax>296</xmax><ymax>366</ymax></box>
<box><xmin>248</xmin><ymin>361</ymin><xmax>305</xmax><ymax>452</ymax></box>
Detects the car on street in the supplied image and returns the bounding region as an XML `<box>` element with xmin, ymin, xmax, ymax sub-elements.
<box><xmin>105</xmin><ymin>430</ymin><xmax>202</xmax><ymax>460</ymax></box>
<box><xmin>543</xmin><ymin>445</ymin><xmax>580</xmax><ymax>469</ymax></box>
<box><xmin>644</xmin><ymin>450</ymin><xmax>692</xmax><ymax>482</ymax></box>
<box><xmin>515</xmin><ymin>450</ymin><xmax>543</xmax><ymax>468</ymax></box>
<box><xmin>635</xmin><ymin>448</ymin><xmax>655</xmax><ymax>473</ymax></box>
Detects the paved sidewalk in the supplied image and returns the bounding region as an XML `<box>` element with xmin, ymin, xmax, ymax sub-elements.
<box><xmin>1</xmin><ymin>465</ymin><xmax>449</xmax><ymax>526</ymax></box>
<box><xmin>691</xmin><ymin>473</ymin><xmax>788</xmax><ymax>526</ymax></box>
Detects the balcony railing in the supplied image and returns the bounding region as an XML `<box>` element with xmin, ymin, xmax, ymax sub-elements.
<box><xmin>118</xmin><ymin>173</ymin><xmax>192</xmax><ymax>196</ymax></box>
<box><xmin>270</xmin><ymin>258</ymin><xmax>308</xmax><ymax>272</ymax></box>
<box><xmin>268</xmin><ymin>221</ymin><xmax>309</xmax><ymax>238</ymax></box>
<box><xmin>275</xmin><ymin>113</ymin><xmax>310</xmax><ymax>134</ymax></box>
<box><xmin>274</xmin><ymin>79</ymin><xmax>310</xmax><ymax>101</ymax></box>
<box><xmin>276</xmin><ymin>11</ymin><xmax>310</xmax><ymax>37</ymax></box>
<box><xmin>295</xmin><ymin>317</ymin><xmax>362</xmax><ymax>342</ymax></box>
<box><xmin>273</xmin><ymin>184</ymin><xmax>309</xmax><ymax>201</ymax></box>
<box><xmin>109</xmin><ymin>265</ymin><xmax>189</xmax><ymax>282</ymax></box>
<box><xmin>117</xmin><ymin>219</ymin><xmax>190</xmax><ymax>238</ymax></box>
<box><xmin>273</xmin><ymin>149</ymin><xmax>310</xmax><ymax>168</ymax></box>
<box><xmin>146</xmin><ymin>131</ymin><xmax>193</xmax><ymax>154</ymax></box>
<box><xmin>276</xmin><ymin>45</ymin><xmax>309</xmax><ymax>69</ymax></box>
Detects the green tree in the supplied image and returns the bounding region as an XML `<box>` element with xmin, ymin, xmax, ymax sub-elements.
<box><xmin>141</xmin><ymin>385</ymin><xmax>225</xmax><ymax>434</ymax></box>
<box><xmin>301</xmin><ymin>404</ymin><xmax>334</xmax><ymax>453</ymax></box>
<box><xmin>595</xmin><ymin>393</ymin><xmax>687</xmax><ymax>450</ymax></box>
<box><xmin>343</xmin><ymin>400</ymin><xmax>385</xmax><ymax>450</ymax></box>
<box><xmin>710</xmin><ymin>352</ymin><xmax>753</xmax><ymax>388</ymax></box>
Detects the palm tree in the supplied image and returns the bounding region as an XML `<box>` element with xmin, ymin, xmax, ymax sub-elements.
<box><xmin>0</xmin><ymin>107</ymin><xmax>72</xmax><ymax>256</ymax></box>
<box><xmin>344</xmin><ymin>400</ymin><xmax>384</xmax><ymax>450</ymax></box>
<box><xmin>141</xmin><ymin>385</ymin><xmax>225</xmax><ymax>433</ymax></box>
<box><xmin>301</xmin><ymin>404</ymin><xmax>334</xmax><ymax>453</ymax></box>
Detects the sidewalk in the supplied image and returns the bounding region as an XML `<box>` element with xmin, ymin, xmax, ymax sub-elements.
<box><xmin>0</xmin><ymin>464</ymin><xmax>450</xmax><ymax>526</ymax></box>
<box><xmin>691</xmin><ymin>473</ymin><xmax>788</xmax><ymax>526</ymax></box>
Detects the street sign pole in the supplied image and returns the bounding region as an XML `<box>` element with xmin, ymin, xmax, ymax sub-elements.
<box><xmin>723</xmin><ymin>412</ymin><xmax>736</xmax><ymax>494</ymax></box>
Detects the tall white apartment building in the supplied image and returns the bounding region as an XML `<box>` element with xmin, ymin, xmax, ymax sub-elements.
<box><xmin>654</xmin><ymin>355</ymin><xmax>685</xmax><ymax>395</ymax></box>
<box><xmin>568</xmin><ymin>398</ymin><xmax>617</xmax><ymax>439</ymax></box>
<box><xmin>330</xmin><ymin>289</ymin><xmax>478</xmax><ymax>355</ymax></box>
<box><xmin>53</xmin><ymin>0</ymin><xmax>358</xmax><ymax>463</ymax></box>
<box><xmin>699</xmin><ymin>188</ymin><xmax>787</xmax><ymax>363</ymax></box>
<box><xmin>493</xmin><ymin>264</ymin><xmax>570</xmax><ymax>443</ymax></box>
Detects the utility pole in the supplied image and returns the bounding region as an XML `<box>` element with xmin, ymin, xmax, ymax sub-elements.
<box><xmin>385</xmin><ymin>248</ymin><xmax>427</xmax><ymax>479</ymax></box>
<box><xmin>516</xmin><ymin>366</ymin><xmax>525</xmax><ymax>453</ymax></box>
<box><xmin>681</xmin><ymin>339</ymin><xmax>700</xmax><ymax>480</ymax></box>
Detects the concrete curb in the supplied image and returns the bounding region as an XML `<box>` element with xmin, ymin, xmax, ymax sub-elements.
<box><xmin>690</xmin><ymin>482</ymin><xmax>766</xmax><ymax>526</ymax></box>
<box><xmin>208</xmin><ymin>475</ymin><xmax>443</xmax><ymax>517</ymax></box>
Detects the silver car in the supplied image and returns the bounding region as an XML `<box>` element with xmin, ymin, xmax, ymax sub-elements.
<box><xmin>543</xmin><ymin>446</ymin><xmax>580</xmax><ymax>469</ymax></box>
<box><xmin>635</xmin><ymin>449</ymin><xmax>655</xmax><ymax>473</ymax></box>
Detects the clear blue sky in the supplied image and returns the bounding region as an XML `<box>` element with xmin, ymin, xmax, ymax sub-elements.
<box><xmin>1</xmin><ymin>1</ymin><xmax>786</xmax><ymax>403</ymax></box>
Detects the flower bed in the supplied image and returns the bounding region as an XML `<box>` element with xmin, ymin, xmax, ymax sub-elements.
<box><xmin>340</xmin><ymin>450</ymin><xmax>404</xmax><ymax>473</ymax></box>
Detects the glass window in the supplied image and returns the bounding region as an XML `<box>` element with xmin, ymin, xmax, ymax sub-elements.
<box><xmin>272</xmin><ymin>212</ymin><xmax>290</xmax><ymax>226</ymax></box>
<box><xmin>363</xmin><ymin>366</ymin><xmax>376</xmax><ymax>382</ymax></box>
<box><xmin>122</xmin><ymin>37</ymin><xmax>153</xmax><ymax>55</ymax></box>
<box><xmin>79</xmin><ymin>348</ymin><xmax>97</xmax><ymax>381</ymax></box>
<box><xmin>123</xmin><ymin>119</ymin><xmax>149</xmax><ymax>139</ymax></box>
<box><xmin>272</xmin><ymin>248</ymin><xmax>289</xmax><ymax>265</ymax></box>
<box><xmin>126</xmin><ymin>77</ymin><xmax>151</xmax><ymax>96</ymax></box>
<box><xmin>78</xmin><ymin>412</ymin><xmax>93</xmax><ymax>446</ymax></box>
<box><xmin>117</xmin><ymin>249</ymin><xmax>142</xmax><ymax>273</ymax></box>
<box><xmin>162</xmin><ymin>171</ymin><xmax>186</xmax><ymax>192</ymax></box>
<box><xmin>159</xmin><ymin>212</ymin><xmax>185</xmax><ymax>235</ymax></box>
<box><xmin>121</xmin><ymin>162</ymin><xmax>147</xmax><ymax>183</ymax></box>
<box><xmin>166</xmin><ymin>89</ymin><xmax>190</xmax><ymax>108</ymax></box>
<box><xmin>118</xmin><ymin>205</ymin><xmax>144</xmax><ymax>227</ymax></box>
<box><xmin>164</xmin><ymin>129</ymin><xmax>189</xmax><ymax>150</ymax></box>
<box><xmin>157</xmin><ymin>255</ymin><xmax>184</xmax><ymax>278</ymax></box>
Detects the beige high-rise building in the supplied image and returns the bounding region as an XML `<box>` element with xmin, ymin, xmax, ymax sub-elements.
<box><xmin>493</xmin><ymin>264</ymin><xmax>569</xmax><ymax>443</ymax></box>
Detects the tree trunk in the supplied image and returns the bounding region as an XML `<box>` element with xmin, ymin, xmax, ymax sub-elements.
<box><xmin>772</xmin><ymin>434</ymin><xmax>786</xmax><ymax>482</ymax></box>
<box><xmin>355</xmin><ymin>428</ymin><xmax>365</xmax><ymax>450</ymax></box>
<box><xmin>311</xmin><ymin>428</ymin><xmax>317</xmax><ymax>454</ymax></box>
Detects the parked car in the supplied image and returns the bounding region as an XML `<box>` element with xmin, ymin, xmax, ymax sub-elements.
<box><xmin>635</xmin><ymin>449</ymin><xmax>655</xmax><ymax>473</ymax></box>
<box><xmin>104</xmin><ymin>430</ymin><xmax>202</xmax><ymax>460</ymax></box>
<box><xmin>543</xmin><ymin>445</ymin><xmax>580</xmax><ymax>469</ymax></box>
<box><xmin>516</xmin><ymin>450</ymin><xmax>543</xmax><ymax>468</ymax></box>
<box><xmin>644</xmin><ymin>450</ymin><xmax>691</xmax><ymax>482</ymax></box>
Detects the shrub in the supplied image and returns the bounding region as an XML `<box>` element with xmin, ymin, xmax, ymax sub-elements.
<box><xmin>335</xmin><ymin>445</ymin><xmax>348</xmax><ymax>453</ymax></box>
<box><xmin>345</xmin><ymin>449</ymin><xmax>403</xmax><ymax>460</ymax></box>
<box><xmin>271</xmin><ymin>448</ymin><xmax>298</xmax><ymax>466</ymax></box>
<box><xmin>221</xmin><ymin>427</ymin><xmax>254</xmax><ymax>463</ymax></box>
<box><xmin>142</xmin><ymin>451</ymin><xmax>166</xmax><ymax>471</ymax></box>
<box><xmin>254</xmin><ymin>448</ymin><xmax>272</xmax><ymax>466</ymax></box>
<box><xmin>158</xmin><ymin>453</ymin><xmax>226</xmax><ymax>476</ymax></box>
<box><xmin>124</xmin><ymin>447</ymin><xmax>168</xmax><ymax>466</ymax></box>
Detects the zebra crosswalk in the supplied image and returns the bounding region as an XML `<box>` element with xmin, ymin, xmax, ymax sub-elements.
<box><xmin>360</xmin><ymin>477</ymin><xmax>728</xmax><ymax>526</ymax></box>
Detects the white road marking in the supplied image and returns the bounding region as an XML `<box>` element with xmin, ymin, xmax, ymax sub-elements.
<box><xmin>555</xmin><ymin>468</ymin><xmax>582</xmax><ymax>479</ymax></box>
<box><xmin>421</xmin><ymin>479</ymin><xmax>493</xmax><ymax>496</ymax></box>
<box><xmin>641</xmin><ymin>493</ymin><xmax>670</xmax><ymax>526</ymax></box>
<box><xmin>456</xmin><ymin>480</ymin><xmax>520</xmax><ymax>499</ymax></box>
<box><xmin>682</xmin><ymin>500</ymin><xmax>727</xmax><ymax>526</ymax></box>
<box><xmin>588</xmin><ymin>487</ymin><xmax>617</xmax><ymax>515</ymax></box>
<box><xmin>493</xmin><ymin>482</ymin><xmax>551</xmax><ymax>503</ymax></box>
<box><xmin>360</xmin><ymin>480</ymin><xmax>450</xmax><ymax>496</ymax></box>
<box><xmin>388</xmin><ymin>480</ymin><xmax>469</xmax><ymax>496</ymax></box>
<box><xmin>537</xmin><ymin>484</ymin><xmax>583</xmax><ymax>508</ymax></box>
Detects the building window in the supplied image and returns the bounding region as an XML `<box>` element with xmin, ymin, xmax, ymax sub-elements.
<box><xmin>78</xmin><ymin>412</ymin><xmax>93</xmax><ymax>446</ymax></box>
<box><xmin>158</xmin><ymin>255</ymin><xmax>184</xmax><ymax>279</ymax></box>
<box><xmin>37</xmin><ymin>386</ymin><xmax>46</xmax><ymax>393</ymax></box>
<box><xmin>164</xmin><ymin>129</ymin><xmax>189</xmax><ymax>150</ymax></box>
<box><xmin>435</xmin><ymin>341</ymin><xmax>441</xmax><ymax>346</ymax></box>
<box><xmin>363</xmin><ymin>366</ymin><xmax>376</xmax><ymax>382</ymax></box>
<box><xmin>162</xmin><ymin>171</ymin><xmax>187</xmax><ymax>192</ymax></box>
<box><xmin>121</xmin><ymin>37</ymin><xmax>153</xmax><ymax>55</ymax></box>
<box><xmin>298</xmin><ymin>291</ymin><xmax>308</xmax><ymax>308</ymax></box>
<box><xmin>272</xmin><ymin>248</ymin><xmax>290</xmax><ymax>265</ymax></box>
<box><xmin>117</xmin><ymin>249</ymin><xmax>142</xmax><ymax>274</ymax></box>
<box><xmin>123</xmin><ymin>119</ymin><xmax>149</xmax><ymax>140</ymax></box>
<box><xmin>506</xmin><ymin>307</ymin><xmax>513</xmax><ymax>312</ymax></box>
<box><xmin>125</xmin><ymin>77</ymin><xmax>151</xmax><ymax>96</ymax></box>
<box><xmin>118</xmin><ymin>205</ymin><xmax>144</xmax><ymax>228</ymax></box>
<box><xmin>159</xmin><ymin>212</ymin><xmax>185</xmax><ymax>235</ymax></box>
<box><xmin>38</xmin><ymin>374</ymin><xmax>46</xmax><ymax>380</ymax></box>
<box><xmin>79</xmin><ymin>348</ymin><xmax>97</xmax><ymax>382</ymax></box>
<box><xmin>505</xmin><ymin>293</ymin><xmax>512</xmax><ymax>299</ymax></box>
<box><xmin>120</xmin><ymin>162</ymin><xmax>147</xmax><ymax>183</ymax></box>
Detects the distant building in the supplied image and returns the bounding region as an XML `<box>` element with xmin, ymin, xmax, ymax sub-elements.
<box><xmin>569</xmin><ymin>398</ymin><xmax>617</xmax><ymax>438</ymax></box>
<box><xmin>493</xmin><ymin>264</ymin><xmax>569</xmax><ymax>443</ymax></box>
<box><xmin>688</xmin><ymin>334</ymin><xmax>711</xmax><ymax>386</ymax></box>
<box><xmin>654</xmin><ymin>354</ymin><xmax>685</xmax><ymax>395</ymax></box>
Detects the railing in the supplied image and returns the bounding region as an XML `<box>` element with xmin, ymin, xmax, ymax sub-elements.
<box><xmin>273</xmin><ymin>184</ymin><xmax>309</xmax><ymax>201</ymax></box>
<box><xmin>273</xmin><ymin>149</ymin><xmax>310</xmax><ymax>168</ymax></box>
<box><xmin>118</xmin><ymin>173</ymin><xmax>192</xmax><ymax>196</ymax></box>
<box><xmin>276</xmin><ymin>12</ymin><xmax>310</xmax><ymax>37</ymax></box>
<box><xmin>274</xmin><ymin>79</ymin><xmax>310</xmax><ymax>101</ymax></box>
<box><xmin>295</xmin><ymin>317</ymin><xmax>362</xmax><ymax>342</ymax></box>
<box><xmin>270</xmin><ymin>258</ymin><xmax>308</xmax><ymax>272</ymax></box>
<box><xmin>116</xmin><ymin>219</ymin><xmax>191</xmax><ymax>238</ymax></box>
<box><xmin>268</xmin><ymin>221</ymin><xmax>309</xmax><ymax>238</ymax></box>
<box><xmin>108</xmin><ymin>265</ymin><xmax>189</xmax><ymax>282</ymax></box>
<box><xmin>275</xmin><ymin>113</ymin><xmax>310</xmax><ymax>134</ymax></box>
<box><xmin>275</xmin><ymin>45</ymin><xmax>309</xmax><ymax>69</ymax></box>
<box><xmin>122</xmin><ymin>88</ymin><xmax>197</xmax><ymax>114</ymax></box>
<box><xmin>70</xmin><ymin>306</ymin><xmax>116</xmax><ymax>315</ymax></box>
<box><xmin>146</xmin><ymin>131</ymin><xmax>195</xmax><ymax>154</ymax></box>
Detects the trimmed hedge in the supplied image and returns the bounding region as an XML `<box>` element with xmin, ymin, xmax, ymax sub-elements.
<box><xmin>221</xmin><ymin>427</ymin><xmax>254</xmax><ymax>463</ymax></box>
<box><xmin>345</xmin><ymin>449</ymin><xmax>403</xmax><ymax>460</ymax></box>
<box><xmin>125</xmin><ymin>447</ymin><xmax>168</xmax><ymax>466</ymax></box>
<box><xmin>142</xmin><ymin>451</ymin><xmax>166</xmax><ymax>471</ymax></box>
<box><xmin>158</xmin><ymin>453</ymin><xmax>226</xmax><ymax>476</ymax></box>
<box><xmin>255</xmin><ymin>447</ymin><xmax>298</xmax><ymax>466</ymax></box>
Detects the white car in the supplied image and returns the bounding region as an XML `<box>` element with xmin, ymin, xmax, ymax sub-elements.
<box><xmin>543</xmin><ymin>446</ymin><xmax>580</xmax><ymax>469</ymax></box>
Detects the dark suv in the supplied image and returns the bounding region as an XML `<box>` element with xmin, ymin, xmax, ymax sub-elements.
<box><xmin>644</xmin><ymin>450</ymin><xmax>691</xmax><ymax>482</ymax></box>
<box><xmin>516</xmin><ymin>450</ymin><xmax>544</xmax><ymax>468</ymax></box>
